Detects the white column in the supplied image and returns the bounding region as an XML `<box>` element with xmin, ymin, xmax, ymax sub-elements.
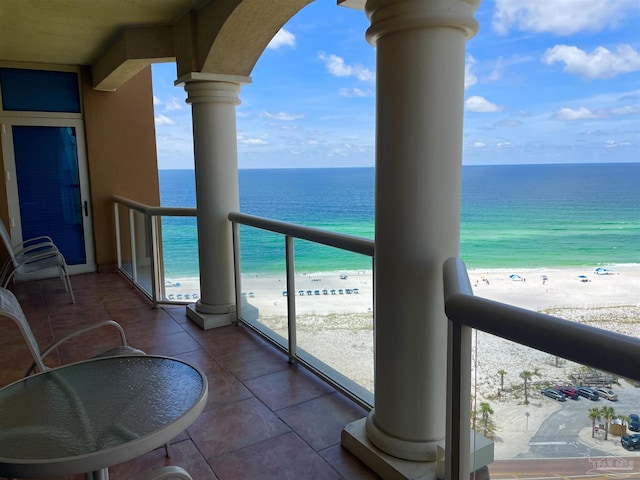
<box><xmin>342</xmin><ymin>0</ymin><xmax>480</xmax><ymax>475</ymax></box>
<box><xmin>177</xmin><ymin>73</ymin><xmax>251</xmax><ymax>330</ymax></box>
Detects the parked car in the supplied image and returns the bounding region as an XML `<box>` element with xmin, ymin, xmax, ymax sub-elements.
<box><xmin>554</xmin><ymin>385</ymin><xmax>579</xmax><ymax>399</ymax></box>
<box><xmin>541</xmin><ymin>388</ymin><xmax>566</xmax><ymax>402</ymax></box>
<box><xmin>575</xmin><ymin>386</ymin><xmax>599</xmax><ymax>401</ymax></box>
<box><xmin>629</xmin><ymin>414</ymin><xmax>640</xmax><ymax>432</ymax></box>
<box><xmin>596</xmin><ymin>387</ymin><xmax>618</xmax><ymax>401</ymax></box>
<box><xmin>621</xmin><ymin>433</ymin><xmax>640</xmax><ymax>451</ymax></box>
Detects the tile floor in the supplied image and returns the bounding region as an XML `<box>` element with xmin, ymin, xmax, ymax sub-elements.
<box><xmin>0</xmin><ymin>271</ymin><xmax>381</xmax><ymax>480</ymax></box>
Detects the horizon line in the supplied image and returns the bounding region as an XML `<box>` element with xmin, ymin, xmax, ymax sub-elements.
<box><xmin>158</xmin><ymin>161</ymin><xmax>640</xmax><ymax>171</ymax></box>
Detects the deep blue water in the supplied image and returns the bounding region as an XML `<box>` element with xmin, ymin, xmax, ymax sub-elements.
<box><xmin>159</xmin><ymin>164</ymin><xmax>640</xmax><ymax>277</ymax></box>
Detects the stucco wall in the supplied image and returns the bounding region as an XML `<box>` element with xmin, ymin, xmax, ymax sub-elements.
<box><xmin>81</xmin><ymin>66</ymin><xmax>160</xmax><ymax>270</ymax></box>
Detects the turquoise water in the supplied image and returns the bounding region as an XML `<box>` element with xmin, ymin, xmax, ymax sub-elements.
<box><xmin>159</xmin><ymin>164</ymin><xmax>640</xmax><ymax>277</ymax></box>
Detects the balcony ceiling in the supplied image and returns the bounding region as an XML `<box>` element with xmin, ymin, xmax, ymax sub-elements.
<box><xmin>0</xmin><ymin>0</ymin><xmax>207</xmax><ymax>67</ymax></box>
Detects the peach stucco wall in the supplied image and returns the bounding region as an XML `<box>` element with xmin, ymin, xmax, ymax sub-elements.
<box><xmin>81</xmin><ymin>66</ymin><xmax>160</xmax><ymax>269</ymax></box>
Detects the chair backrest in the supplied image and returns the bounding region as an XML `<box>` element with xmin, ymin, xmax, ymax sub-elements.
<box><xmin>0</xmin><ymin>287</ymin><xmax>47</xmax><ymax>372</ymax></box>
<box><xmin>0</xmin><ymin>220</ymin><xmax>18</xmax><ymax>266</ymax></box>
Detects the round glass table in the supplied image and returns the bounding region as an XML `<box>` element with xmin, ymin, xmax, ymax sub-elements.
<box><xmin>0</xmin><ymin>355</ymin><xmax>208</xmax><ymax>479</ymax></box>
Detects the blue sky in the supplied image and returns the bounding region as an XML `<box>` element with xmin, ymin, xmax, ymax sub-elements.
<box><xmin>152</xmin><ymin>0</ymin><xmax>640</xmax><ymax>169</ymax></box>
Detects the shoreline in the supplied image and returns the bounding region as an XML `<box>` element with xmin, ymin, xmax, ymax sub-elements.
<box><xmin>165</xmin><ymin>263</ymin><xmax>640</xmax><ymax>314</ymax></box>
<box><xmin>165</xmin><ymin>264</ymin><xmax>640</xmax><ymax>460</ymax></box>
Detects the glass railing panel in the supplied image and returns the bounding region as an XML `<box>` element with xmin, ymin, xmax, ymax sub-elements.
<box><xmin>292</xmin><ymin>239</ymin><xmax>374</xmax><ymax>400</ymax></box>
<box><xmin>472</xmin><ymin>329</ymin><xmax>640</xmax><ymax>479</ymax></box>
<box><xmin>131</xmin><ymin>210</ymin><xmax>153</xmax><ymax>296</ymax></box>
<box><xmin>158</xmin><ymin>215</ymin><xmax>200</xmax><ymax>303</ymax></box>
<box><xmin>115</xmin><ymin>204</ymin><xmax>133</xmax><ymax>279</ymax></box>
<box><xmin>237</xmin><ymin>227</ymin><xmax>288</xmax><ymax>348</ymax></box>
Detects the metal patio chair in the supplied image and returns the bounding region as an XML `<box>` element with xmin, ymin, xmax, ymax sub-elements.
<box><xmin>0</xmin><ymin>287</ymin><xmax>178</xmax><ymax>458</ymax></box>
<box><xmin>0</xmin><ymin>287</ymin><xmax>144</xmax><ymax>375</ymax></box>
<box><xmin>0</xmin><ymin>220</ymin><xmax>75</xmax><ymax>303</ymax></box>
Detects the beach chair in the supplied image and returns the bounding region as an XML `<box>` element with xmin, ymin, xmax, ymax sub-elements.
<box><xmin>0</xmin><ymin>287</ymin><xmax>144</xmax><ymax>375</ymax></box>
<box><xmin>0</xmin><ymin>219</ymin><xmax>75</xmax><ymax>303</ymax></box>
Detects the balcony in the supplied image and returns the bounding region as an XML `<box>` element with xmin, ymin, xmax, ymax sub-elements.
<box><xmin>106</xmin><ymin>197</ymin><xmax>640</xmax><ymax>479</ymax></box>
<box><xmin>0</xmin><ymin>272</ymin><xmax>379</xmax><ymax>479</ymax></box>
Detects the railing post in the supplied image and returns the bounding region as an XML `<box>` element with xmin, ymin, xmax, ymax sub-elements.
<box><xmin>446</xmin><ymin>319</ymin><xmax>472</xmax><ymax>479</ymax></box>
<box><xmin>150</xmin><ymin>213</ymin><xmax>167</xmax><ymax>306</ymax></box>
<box><xmin>232</xmin><ymin>221</ymin><xmax>242</xmax><ymax>324</ymax></box>
<box><xmin>128</xmin><ymin>208</ymin><xmax>137</xmax><ymax>284</ymax></box>
<box><xmin>114</xmin><ymin>203</ymin><xmax>122</xmax><ymax>271</ymax></box>
<box><xmin>285</xmin><ymin>235</ymin><xmax>297</xmax><ymax>363</ymax></box>
<box><xmin>147</xmin><ymin>213</ymin><xmax>158</xmax><ymax>309</ymax></box>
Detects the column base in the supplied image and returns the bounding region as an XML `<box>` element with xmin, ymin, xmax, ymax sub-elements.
<box><xmin>186</xmin><ymin>304</ymin><xmax>236</xmax><ymax>330</ymax></box>
<box><xmin>342</xmin><ymin>418</ymin><xmax>440</xmax><ymax>480</ymax></box>
<box><xmin>342</xmin><ymin>417</ymin><xmax>494</xmax><ymax>480</ymax></box>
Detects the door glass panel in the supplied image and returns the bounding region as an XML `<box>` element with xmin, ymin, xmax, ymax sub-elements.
<box><xmin>12</xmin><ymin>125</ymin><xmax>86</xmax><ymax>265</ymax></box>
<box><xmin>0</xmin><ymin>68</ymin><xmax>81</xmax><ymax>113</ymax></box>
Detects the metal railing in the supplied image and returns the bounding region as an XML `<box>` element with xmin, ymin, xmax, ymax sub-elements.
<box><xmin>229</xmin><ymin>211</ymin><xmax>375</xmax><ymax>408</ymax></box>
<box><xmin>113</xmin><ymin>196</ymin><xmax>196</xmax><ymax>307</ymax></box>
<box><xmin>443</xmin><ymin>256</ymin><xmax>640</xmax><ymax>479</ymax></box>
<box><xmin>112</xmin><ymin>196</ymin><xmax>640</xmax><ymax>478</ymax></box>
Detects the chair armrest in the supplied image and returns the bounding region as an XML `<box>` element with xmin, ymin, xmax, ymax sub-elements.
<box><xmin>13</xmin><ymin>237</ymin><xmax>58</xmax><ymax>256</ymax></box>
<box><xmin>17</xmin><ymin>236</ymin><xmax>55</xmax><ymax>250</ymax></box>
<box><xmin>38</xmin><ymin>320</ymin><xmax>130</xmax><ymax>364</ymax></box>
<box><xmin>16</xmin><ymin>249</ymin><xmax>66</xmax><ymax>267</ymax></box>
<box><xmin>139</xmin><ymin>466</ymin><xmax>194</xmax><ymax>480</ymax></box>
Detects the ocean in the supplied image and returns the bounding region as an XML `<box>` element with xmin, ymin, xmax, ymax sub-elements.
<box><xmin>159</xmin><ymin>163</ymin><xmax>640</xmax><ymax>278</ymax></box>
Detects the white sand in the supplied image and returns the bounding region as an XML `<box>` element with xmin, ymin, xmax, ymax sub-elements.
<box><xmin>167</xmin><ymin>265</ymin><xmax>640</xmax><ymax>459</ymax></box>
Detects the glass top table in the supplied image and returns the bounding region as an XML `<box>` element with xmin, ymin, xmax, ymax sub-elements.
<box><xmin>0</xmin><ymin>355</ymin><xmax>208</xmax><ymax>479</ymax></box>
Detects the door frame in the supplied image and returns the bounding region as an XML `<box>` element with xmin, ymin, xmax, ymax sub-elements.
<box><xmin>0</xmin><ymin>114</ymin><xmax>96</xmax><ymax>274</ymax></box>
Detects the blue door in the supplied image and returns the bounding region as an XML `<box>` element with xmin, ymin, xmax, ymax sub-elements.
<box><xmin>0</xmin><ymin>67</ymin><xmax>95</xmax><ymax>273</ymax></box>
<box><xmin>12</xmin><ymin>125</ymin><xmax>86</xmax><ymax>265</ymax></box>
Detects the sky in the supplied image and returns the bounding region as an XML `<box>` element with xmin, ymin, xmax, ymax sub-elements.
<box><xmin>151</xmin><ymin>0</ymin><xmax>640</xmax><ymax>169</ymax></box>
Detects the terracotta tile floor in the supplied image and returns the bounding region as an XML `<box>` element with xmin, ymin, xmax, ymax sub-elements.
<box><xmin>0</xmin><ymin>271</ymin><xmax>380</xmax><ymax>480</ymax></box>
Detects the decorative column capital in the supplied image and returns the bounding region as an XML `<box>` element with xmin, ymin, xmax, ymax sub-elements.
<box><xmin>365</xmin><ymin>0</ymin><xmax>480</xmax><ymax>46</ymax></box>
<box><xmin>175</xmin><ymin>72</ymin><xmax>252</xmax><ymax>106</ymax></box>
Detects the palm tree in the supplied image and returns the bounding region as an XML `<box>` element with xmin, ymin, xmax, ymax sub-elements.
<box><xmin>520</xmin><ymin>370</ymin><xmax>533</xmax><ymax>405</ymax></box>
<box><xmin>601</xmin><ymin>405</ymin><xmax>616</xmax><ymax>440</ymax></box>
<box><xmin>498</xmin><ymin>369</ymin><xmax>507</xmax><ymax>394</ymax></box>
<box><xmin>480</xmin><ymin>402</ymin><xmax>494</xmax><ymax>436</ymax></box>
<box><xmin>588</xmin><ymin>408</ymin><xmax>602</xmax><ymax>438</ymax></box>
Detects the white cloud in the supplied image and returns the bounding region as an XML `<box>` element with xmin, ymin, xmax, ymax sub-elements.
<box><xmin>496</xmin><ymin>118</ymin><xmax>523</xmax><ymax>127</ymax></box>
<box><xmin>155</xmin><ymin>114</ymin><xmax>174</xmax><ymax>125</ymax></box>
<box><xmin>153</xmin><ymin>96</ymin><xmax>161</xmax><ymax>106</ymax></box>
<box><xmin>267</xmin><ymin>28</ymin><xmax>296</xmax><ymax>50</ymax></box>
<box><xmin>543</xmin><ymin>44</ymin><xmax>640</xmax><ymax>79</ymax></box>
<box><xmin>492</xmin><ymin>0</ymin><xmax>630</xmax><ymax>35</ymax></box>
<box><xmin>318</xmin><ymin>52</ymin><xmax>375</xmax><ymax>82</ymax></box>
<box><xmin>338</xmin><ymin>87</ymin><xmax>368</xmax><ymax>97</ymax></box>
<box><xmin>465</xmin><ymin>96</ymin><xmax>502</xmax><ymax>112</ymax></box>
<box><xmin>610</xmin><ymin>105</ymin><xmax>640</xmax><ymax>116</ymax></box>
<box><xmin>239</xmin><ymin>137</ymin><xmax>269</xmax><ymax>146</ymax></box>
<box><xmin>488</xmin><ymin>57</ymin><xmax>503</xmax><ymax>81</ymax></box>
<box><xmin>554</xmin><ymin>107</ymin><xmax>599</xmax><ymax>121</ymax></box>
<box><xmin>261</xmin><ymin>111</ymin><xmax>304</xmax><ymax>121</ymax></box>
<box><xmin>465</xmin><ymin>55</ymin><xmax>477</xmax><ymax>89</ymax></box>
<box><xmin>472</xmin><ymin>141</ymin><xmax>486</xmax><ymax>148</ymax></box>
<box><xmin>165</xmin><ymin>97</ymin><xmax>183</xmax><ymax>111</ymax></box>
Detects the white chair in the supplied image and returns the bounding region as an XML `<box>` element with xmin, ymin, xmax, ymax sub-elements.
<box><xmin>0</xmin><ymin>220</ymin><xmax>75</xmax><ymax>303</ymax></box>
<box><xmin>140</xmin><ymin>466</ymin><xmax>194</xmax><ymax>480</ymax></box>
<box><xmin>0</xmin><ymin>287</ymin><xmax>144</xmax><ymax>375</ymax></box>
<box><xmin>0</xmin><ymin>287</ymin><xmax>177</xmax><ymax>458</ymax></box>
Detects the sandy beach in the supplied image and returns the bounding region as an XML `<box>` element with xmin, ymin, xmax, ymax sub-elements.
<box><xmin>167</xmin><ymin>264</ymin><xmax>640</xmax><ymax>459</ymax></box>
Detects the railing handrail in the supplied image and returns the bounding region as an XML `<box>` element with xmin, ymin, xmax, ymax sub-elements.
<box><xmin>228</xmin><ymin>212</ymin><xmax>375</xmax><ymax>257</ymax></box>
<box><xmin>443</xmin><ymin>257</ymin><xmax>640</xmax><ymax>382</ymax></box>
<box><xmin>113</xmin><ymin>195</ymin><xmax>196</xmax><ymax>217</ymax></box>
